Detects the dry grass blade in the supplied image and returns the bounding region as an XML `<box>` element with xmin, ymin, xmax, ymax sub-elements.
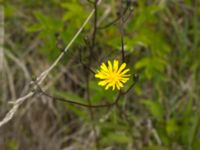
<box><xmin>0</xmin><ymin>0</ymin><xmax>102</xmax><ymax>128</ymax></box>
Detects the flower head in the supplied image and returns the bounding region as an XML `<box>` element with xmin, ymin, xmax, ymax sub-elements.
<box><xmin>95</xmin><ymin>60</ymin><xmax>130</xmax><ymax>90</ymax></box>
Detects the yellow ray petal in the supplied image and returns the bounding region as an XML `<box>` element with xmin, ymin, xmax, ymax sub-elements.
<box><xmin>95</xmin><ymin>71</ymin><xmax>110</xmax><ymax>79</ymax></box>
<box><xmin>113</xmin><ymin>60</ymin><xmax>119</xmax><ymax>72</ymax></box>
<box><xmin>95</xmin><ymin>60</ymin><xmax>130</xmax><ymax>90</ymax></box>
<box><xmin>108</xmin><ymin>60</ymin><xmax>113</xmax><ymax>72</ymax></box>
<box><xmin>112</xmin><ymin>84</ymin><xmax>115</xmax><ymax>90</ymax></box>
<box><xmin>98</xmin><ymin>80</ymin><xmax>109</xmax><ymax>86</ymax></box>
<box><xmin>117</xmin><ymin>63</ymin><xmax>126</xmax><ymax>73</ymax></box>
<box><xmin>117</xmin><ymin>81</ymin><xmax>123</xmax><ymax>87</ymax></box>
<box><xmin>121</xmin><ymin>78</ymin><xmax>129</xmax><ymax>83</ymax></box>
<box><xmin>105</xmin><ymin>82</ymin><xmax>113</xmax><ymax>90</ymax></box>
<box><xmin>100</xmin><ymin>63</ymin><xmax>109</xmax><ymax>73</ymax></box>
<box><xmin>116</xmin><ymin>83</ymin><xmax>120</xmax><ymax>90</ymax></box>
<box><xmin>121</xmin><ymin>69</ymin><xmax>130</xmax><ymax>75</ymax></box>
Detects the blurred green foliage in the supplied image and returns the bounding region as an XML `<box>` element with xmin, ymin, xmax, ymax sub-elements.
<box><xmin>2</xmin><ymin>0</ymin><xmax>200</xmax><ymax>150</ymax></box>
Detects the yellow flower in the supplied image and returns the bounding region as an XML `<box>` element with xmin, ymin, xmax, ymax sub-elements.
<box><xmin>95</xmin><ymin>60</ymin><xmax>130</xmax><ymax>90</ymax></box>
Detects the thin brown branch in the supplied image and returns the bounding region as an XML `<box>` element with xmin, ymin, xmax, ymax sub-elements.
<box><xmin>120</xmin><ymin>0</ymin><xmax>125</xmax><ymax>63</ymax></box>
<box><xmin>97</xmin><ymin>6</ymin><xmax>129</xmax><ymax>30</ymax></box>
<box><xmin>0</xmin><ymin>0</ymin><xmax>103</xmax><ymax>128</ymax></box>
<box><xmin>37</xmin><ymin>85</ymin><xmax>120</xmax><ymax>109</ymax></box>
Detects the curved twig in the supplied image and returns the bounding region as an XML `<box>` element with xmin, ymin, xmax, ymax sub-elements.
<box><xmin>97</xmin><ymin>6</ymin><xmax>129</xmax><ymax>30</ymax></box>
<box><xmin>0</xmin><ymin>0</ymin><xmax>102</xmax><ymax>128</ymax></box>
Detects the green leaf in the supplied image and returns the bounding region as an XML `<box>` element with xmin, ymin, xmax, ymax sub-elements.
<box><xmin>142</xmin><ymin>146</ymin><xmax>169</xmax><ymax>150</ymax></box>
<box><xmin>53</xmin><ymin>90</ymin><xmax>86</xmax><ymax>104</ymax></box>
<box><xmin>166</xmin><ymin>118</ymin><xmax>178</xmax><ymax>136</ymax></box>
<box><xmin>142</xmin><ymin>99</ymin><xmax>164</xmax><ymax>121</ymax></box>
<box><xmin>4</xmin><ymin>4</ymin><xmax>16</xmax><ymax>17</ymax></box>
<box><xmin>89</xmin><ymin>81</ymin><xmax>116</xmax><ymax>103</ymax></box>
<box><xmin>7</xmin><ymin>139</ymin><xmax>18</xmax><ymax>150</ymax></box>
<box><xmin>101</xmin><ymin>132</ymin><xmax>131</xmax><ymax>145</ymax></box>
<box><xmin>52</xmin><ymin>90</ymin><xmax>89</xmax><ymax>120</ymax></box>
<box><xmin>61</xmin><ymin>1</ymin><xmax>87</xmax><ymax>27</ymax></box>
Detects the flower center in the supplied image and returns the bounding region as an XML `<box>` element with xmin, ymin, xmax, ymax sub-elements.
<box><xmin>109</xmin><ymin>72</ymin><xmax>120</xmax><ymax>82</ymax></box>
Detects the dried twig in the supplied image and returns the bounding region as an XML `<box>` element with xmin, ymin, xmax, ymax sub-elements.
<box><xmin>0</xmin><ymin>0</ymin><xmax>102</xmax><ymax>128</ymax></box>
